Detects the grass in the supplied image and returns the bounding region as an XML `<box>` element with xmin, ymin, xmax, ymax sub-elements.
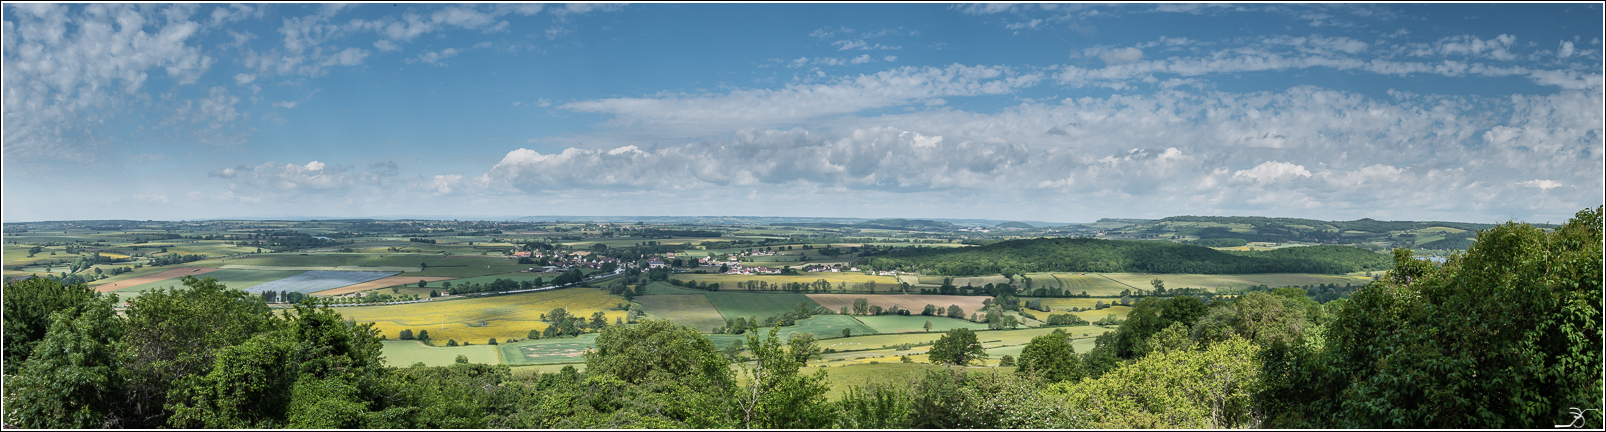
<box><xmin>703</xmin><ymin>292</ymin><xmax>821</xmax><ymax>322</ymax></box>
<box><xmin>336</xmin><ymin>288</ymin><xmax>629</xmax><ymax>343</ymax></box>
<box><xmin>634</xmin><ymin>293</ymin><xmax>727</xmax><ymax>333</ymax></box>
<box><xmin>806</xmin><ymin>294</ymin><xmax>990</xmax><ymax>317</ymax></box>
<box><xmin>499</xmin><ymin>334</ymin><xmax>602</xmax><ymax>365</ymax></box>
<box><xmin>1068</xmin><ymin>305</ymin><xmax>1134</xmax><ymax>323</ymax></box>
<box><xmin>852</xmin><ymin>315</ymin><xmax>988</xmax><ymax>333</ymax></box>
<box><xmin>639</xmin><ymin>281</ymin><xmax>709</xmax><ymax>295</ymax></box>
<box><xmin>381</xmin><ymin>340</ymin><xmax>501</xmax><ymax>366</ymax></box>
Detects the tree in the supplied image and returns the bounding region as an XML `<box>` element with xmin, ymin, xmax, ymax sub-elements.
<box><xmin>1151</xmin><ymin>278</ymin><xmax>1166</xmax><ymax>295</ymax></box>
<box><xmin>836</xmin><ymin>380</ymin><xmax>912</xmax><ymax>428</ymax></box>
<box><xmin>927</xmin><ymin>328</ymin><xmax>987</xmax><ymax>366</ymax></box>
<box><xmin>1050</xmin><ymin>336</ymin><xmax>1264</xmax><ymax>429</ymax></box>
<box><xmin>1016</xmin><ymin>329</ymin><xmax>1082</xmax><ymax>383</ymax></box>
<box><xmin>947</xmin><ymin>305</ymin><xmax>964</xmax><ymax>320</ymax></box>
<box><xmin>527</xmin><ymin>329</ymin><xmax>541</xmax><ymax>340</ymax></box>
<box><xmin>2</xmin><ymin>294</ymin><xmax>125</xmax><ymax>428</ymax></box>
<box><xmin>417</xmin><ymin>330</ymin><xmax>430</xmax><ymax>341</ymax></box>
<box><xmin>417</xmin><ymin>279</ymin><xmax>427</xmax><ymax>288</ymax></box>
<box><xmin>787</xmin><ymin>333</ymin><xmax>820</xmax><ymax>366</ymax></box>
<box><xmin>737</xmin><ymin>327</ymin><xmax>834</xmax><ymax>428</ymax></box>
<box><xmin>923</xmin><ymin>320</ymin><xmax>933</xmax><ymax>332</ymax></box>
<box><xmin>584</xmin><ymin>319</ymin><xmax>738</xmax><ymax>427</ymax></box>
<box><xmin>1299</xmin><ymin>207</ymin><xmax>1604</xmax><ymax>429</ymax></box>
<box><xmin>922</xmin><ymin>304</ymin><xmax>936</xmax><ymax>316</ymax></box>
<box><xmin>2</xmin><ymin>276</ymin><xmax>99</xmax><ymax>375</ymax></box>
<box><xmin>852</xmin><ymin>298</ymin><xmax>869</xmax><ymax>315</ymax></box>
<box><xmin>842</xmin><ymin>328</ymin><xmax>852</xmax><ymax>338</ymax></box>
<box><xmin>999</xmin><ymin>355</ymin><xmax>1016</xmax><ymax>367</ymax></box>
<box><xmin>590</xmin><ymin>311</ymin><xmax>608</xmax><ymax>329</ymax></box>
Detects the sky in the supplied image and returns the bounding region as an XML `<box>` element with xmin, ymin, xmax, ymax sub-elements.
<box><xmin>2</xmin><ymin>2</ymin><xmax>1602</xmax><ymax>224</ymax></box>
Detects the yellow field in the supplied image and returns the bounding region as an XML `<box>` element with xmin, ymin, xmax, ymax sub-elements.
<box><xmin>1069</xmin><ymin>305</ymin><xmax>1134</xmax><ymax>323</ymax></box>
<box><xmin>672</xmin><ymin>273</ymin><xmax>902</xmax><ymax>290</ymax></box>
<box><xmin>337</xmin><ymin>288</ymin><xmax>629</xmax><ymax>344</ymax></box>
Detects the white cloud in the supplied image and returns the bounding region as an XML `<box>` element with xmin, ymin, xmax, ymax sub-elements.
<box><xmin>409</xmin><ymin>47</ymin><xmax>459</xmax><ymax>66</ymax></box>
<box><xmin>561</xmin><ymin>64</ymin><xmax>1042</xmax><ymax>134</ymax></box>
<box><xmin>271</xmin><ymin>100</ymin><xmax>298</xmax><ymax>109</ymax></box>
<box><xmin>850</xmin><ymin>54</ymin><xmax>872</xmax><ymax>64</ymax></box>
<box><xmin>1232</xmin><ymin>161</ymin><xmax>1313</xmax><ymax>183</ymax></box>
<box><xmin>884</xmin><ymin>55</ymin><xmax>898</xmax><ymax>62</ymax></box>
<box><xmin>1098</xmin><ymin>47</ymin><xmax>1144</xmax><ymax>64</ymax></box>
<box><xmin>234</xmin><ymin>73</ymin><xmax>256</xmax><ymax>85</ymax></box>
<box><xmin>1517</xmin><ymin>179</ymin><xmax>1563</xmax><ymax>191</ymax></box>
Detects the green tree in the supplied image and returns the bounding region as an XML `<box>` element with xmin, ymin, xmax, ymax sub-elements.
<box><xmin>736</xmin><ymin>327</ymin><xmax>834</xmax><ymax>428</ymax></box>
<box><xmin>842</xmin><ymin>328</ymin><xmax>852</xmax><ymax>338</ymax></box>
<box><xmin>787</xmin><ymin>332</ymin><xmax>820</xmax><ymax>366</ymax></box>
<box><xmin>1016</xmin><ymin>329</ymin><xmax>1082</xmax><ymax>383</ymax></box>
<box><xmin>1302</xmin><ymin>207</ymin><xmax>1604</xmax><ymax>428</ymax></box>
<box><xmin>835</xmin><ymin>380</ymin><xmax>911</xmax><ymax>428</ymax></box>
<box><xmin>852</xmin><ymin>297</ymin><xmax>869</xmax><ymax>315</ymax></box>
<box><xmin>2</xmin><ymin>276</ymin><xmax>99</xmax><ymax>375</ymax></box>
<box><xmin>417</xmin><ymin>279</ymin><xmax>427</xmax><ymax>288</ymax></box>
<box><xmin>923</xmin><ymin>320</ymin><xmax>933</xmax><ymax>332</ymax></box>
<box><xmin>998</xmin><ymin>355</ymin><xmax>1016</xmax><ymax>367</ymax></box>
<box><xmin>2</xmin><ymin>294</ymin><xmax>126</xmax><ymax>428</ymax></box>
<box><xmin>927</xmin><ymin>328</ymin><xmax>987</xmax><ymax>366</ymax></box>
<box><xmin>584</xmin><ymin>319</ymin><xmax>738</xmax><ymax>428</ymax></box>
<box><xmin>1051</xmin><ymin>336</ymin><xmax>1264</xmax><ymax>429</ymax></box>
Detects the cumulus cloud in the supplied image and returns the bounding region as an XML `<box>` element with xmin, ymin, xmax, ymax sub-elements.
<box><xmin>1233</xmin><ymin>161</ymin><xmax>1312</xmax><ymax>183</ymax></box>
<box><xmin>2</xmin><ymin>3</ymin><xmax>213</xmax><ymax>167</ymax></box>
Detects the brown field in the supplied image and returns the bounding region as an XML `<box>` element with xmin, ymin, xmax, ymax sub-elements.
<box><xmin>92</xmin><ymin>267</ymin><xmax>218</xmax><ymax>292</ymax></box>
<box><xmin>313</xmin><ymin>276</ymin><xmax>458</xmax><ymax>296</ymax></box>
<box><xmin>806</xmin><ymin>294</ymin><xmax>989</xmax><ymax>315</ymax></box>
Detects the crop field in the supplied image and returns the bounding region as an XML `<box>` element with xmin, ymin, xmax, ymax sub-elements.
<box><xmin>412</xmin><ymin>274</ymin><xmax>548</xmax><ymax>289</ymax></box>
<box><xmin>671</xmin><ymin>273</ymin><xmax>902</xmax><ymax>292</ymax></box>
<box><xmin>500</xmin><ymin>334</ymin><xmax>602</xmax><ymax>365</ymax></box>
<box><xmin>852</xmin><ymin>315</ymin><xmax>988</xmax><ymax>333</ymax></box>
<box><xmin>1035</xmin><ymin>273</ymin><xmax>1134</xmax><ymax>296</ymax></box>
<box><xmin>381</xmin><ymin>340</ymin><xmax>501</xmax><ymax>366</ymax></box>
<box><xmin>639</xmin><ymin>281</ymin><xmax>708</xmax><ymax>295</ymax></box>
<box><xmin>202</xmin><ymin>253</ymin><xmax>437</xmax><ymax>269</ymax></box>
<box><xmin>1032</xmin><ymin>297</ymin><xmax>1123</xmax><ymax>311</ymax></box>
<box><xmin>336</xmin><ymin>288</ymin><xmax>628</xmax><ymax>343</ymax></box>
<box><xmin>703</xmin><ymin>315</ymin><xmax>879</xmax><ymax>348</ymax></box>
<box><xmin>315</xmin><ymin>276</ymin><xmax>458</xmax><ymax>296</ymax></box>
<box><xmin>107</xmin><ymin>269</ymin><xmax>310</xmax><ymax>299</ymax></box>
<box><xmin>703</xmin><ymin>292</ymin><xmax>821</xmax><ymax>321</ymax></box>
<box><xmin>88</xmin><ymin>267</ymin><xmax>218</xmax><ymax>292</ymax></box>
<box><xmin>806</xmin><ymin>294</ymin><xmax>989</xmax><ymax>317</ymax></box>
<box><xmin>244</xmin><ymin>270</ymin><xmax>398</xmax><ymax>295</ymax></box>
<box><xmin>1067</xmin><ymin>305</ymin><xmax>1134</xmax><ymax>323</ymax></box>
<box><xmin>1100</xmin><ymin>273</ymin><xmax>1371</xmax><ymax>291</ymax></box>
<box><xmin>634</xmin><ymin>293</ymin><xmax>727</xmax><ymax>333</ymax></box>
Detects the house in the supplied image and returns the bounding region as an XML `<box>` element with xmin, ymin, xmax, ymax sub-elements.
<box><xmin>647</xmin><ymin>258</ymin><xmax>667</xmax><ymax>268</ymax></box>
<box><xmin>513</xmin><ymin>251</ymin><xmax>532</xmax><ymax>258</ymax></box>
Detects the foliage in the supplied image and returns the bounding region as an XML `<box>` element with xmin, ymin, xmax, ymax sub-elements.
<box><xmin>1052</xmin><ymin>336</ymin><xmax>1265</xmax><ymax>428</ymax></box>
<box><xmin>834</xmin><ymin>380</ymin><xmax>912</xmax><ymax>428</ymax></box>
<box><xmin>2</xmin><ymin>276</ymin><xmax>99</xmax><ymax>375</ymax></box>
<box><xmin>737</xmin><ymin>327</ymin><xmax>835</xmax><ymax>428</ymax></box>
<box><xmin>2</xmin><ymin>294</ymin><xmax>126</xmax><ymax>428</ymax></box>
<box><xmin>1017</xmin><ymin>329</ymin><xmax>1082</xmax><ymax>383</ymax></box>
<box><xmin>926</xmin><ymin>328</ymin><xmax>987</xmax><ymax>366</ymax></box>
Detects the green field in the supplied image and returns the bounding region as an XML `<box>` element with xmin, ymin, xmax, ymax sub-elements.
<box><xmin>499</xmin><ymin>334</ymin><xmax>602</xmax><ymax>365</ymax></box>
<box><xmin>852</xmin><ymin>315</ymin><xmax>988</xmax><ymax>333</ymax></box>
<box><xmin>381</xmin><ymin>340</ymin><xmax>501</xmax><ymax>366</ymax></box>
<box><xmin>106</xmin><ymin>269</ymin><xmax>308</xmax><ymax>299</ymax></box>
<box><xmin>639</xmin><ymin>281</ymin><xmax>709</xmax><ymax>295</ymax></box>
<box><xmin>634</xmin><ymin>292</ymin><xmax>727</xmax><ymax>333</ymax></box>
<box><xmin>704</xmin><ymin>292</ymin><xmax>822</xmax><ymax>322</ymax></box>
<box><xmin>1067</xmin><ymin>305</ymin><xmax>1134</xmax><ymax>323</ymax></box>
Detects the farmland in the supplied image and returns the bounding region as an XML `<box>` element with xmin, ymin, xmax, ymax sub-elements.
<box><xmin>315</xmin><ymin>275</ymin><xmax>457</xmax><ymax>296</ymax></box>
<box><xmin>670</xmin><ymin>273</ymin><xmax>904</xmax><ymax>293</ymax></box>
<box><xmin>702</xmin><ymin>291</ymin><xmax>820</xmax><ymax>322</ymax></box>
<box><xmin>633</xmin><ymin>292</ymin><xmax>727</xmax><ymax>333</ymax></box>
<box><xmin>806</xmin><ymin>293</ymin><xmax>989</xmax><ymax>316</ymax></box>
<box><xmin>90</xmin><ymin>267</ymin><xmax>218</xmax><ymax>292</ymax></box>
<box><xmin>244</xmin><ymin>270</ymin><xmax>398</xmax><ymax>294</ymax></box>
<box><xmin>337</xmin><ymin>288</ymin><xmax>629</xmax><ymax>343</ymax></box>
<box><xmin>381</xmin><ymin>340</ymin><xmax>500</xmax><ymax>367</ymax></box>
<box><xmin>106</xmin><ymin>269</ymin><xmax>310</xmax><ymax>299</ymax></box>
<box><xmin>852</xmin><ymin>315</ymin><xmax>988</xmax><ymax>333</ymax></box>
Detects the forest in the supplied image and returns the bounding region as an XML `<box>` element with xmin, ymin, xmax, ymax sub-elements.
<box><xmin>2</xmin><ymin>207</ymin><xmax>1599</xmax><ymax>429</ymax></box>
<box><xmin>865</xmin><ymin>238</ymin><xmax>1393</xmax><ymax>276</ymax></box>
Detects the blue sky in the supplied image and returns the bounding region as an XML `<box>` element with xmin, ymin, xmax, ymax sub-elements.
<box><xmin>3</xmin><ymin>2</ymin><xmax>1601</xmax><ymax>224</ymax></box>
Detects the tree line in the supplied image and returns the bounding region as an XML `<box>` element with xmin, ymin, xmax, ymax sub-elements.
<box><xmin>867</xmin><ymin>238</ymin><xmax>1393</xmax><ymax>276</ymax></box>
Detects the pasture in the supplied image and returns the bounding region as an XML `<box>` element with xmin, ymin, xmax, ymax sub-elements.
<box><xmin>336</xmin><ymin>288</ymin><xmax>628</xmax><ymax>343</ymax></box>
<box><xmin>1067</xmin><ymin>305</ymin><xmax>1134</xmax><ymax>323</ymax></box>
<box><xmin>634</xmin><ymin>293</ymin><xmax>727</xmax><ymax>333</ymax></box>
<box><xmin>639</xmin><ymin>281</ymin><xmax>709</xmax><ymax>295</ymax></box>
<box><xmin>703</xmin><ymin>292</ymin><xmax>820</xmax><ymax>322</ymax></box>
<box><xmin>806</xmin><ymin>294</ymin><xmax>990</xmax><ymax>317</ymax></box>
<box><xmin>381</xmin><ymin>340</ymin><xmax>501</xmax><ymax>366</ymax></box>
<box><xmin>852</xmin><ymin>315</ymin><xmax>988</xmax><ymax>333</ymax></box>
<box><xmin>703</xmin><ymin>315</ymin><xmax>878</xmax><ymax>347</ymax></box>
<box><xmin>411</xmin><ymin>274</ymin><xmax>548</xmax><ymax>289</ymax></box>
<box><xmin>244</xmin><ymin>270</ymin><xmax>398</xmax><ymax>295</ymax></box>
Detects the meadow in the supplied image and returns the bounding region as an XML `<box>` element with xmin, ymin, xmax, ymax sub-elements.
<box><xmin>337</xmin><ymin>288</ymin><xmax>629</xmax><ymax>343</ymax></box>
<box><xmin>90</xmin><ymin>267</ymin><xmax>218</xmax><ymax>292</ymax></box>
<box><xmin>499</xmin><ymin>334</ymin><xmax>603</xmax><ymax>365</ymax></box>
<box><xmin>671</xmin><ymin>273</ymin><xmax>903</xmax><ymax>292</ymax></box>
<box><xmin>1099</xmin><ymin>272</ymin><xmax>1372</xmax><ymax>291</ymax></box>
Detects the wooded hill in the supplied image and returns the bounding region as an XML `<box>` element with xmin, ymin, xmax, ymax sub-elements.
<box><xmin>865</xmin><ymin>238</ymin><xmax>1392</xmax><ymax>276</ymax></box>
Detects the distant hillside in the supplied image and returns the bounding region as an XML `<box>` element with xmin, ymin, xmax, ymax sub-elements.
<box><xmin>1103</xmin><ymin>215</ymin><xmax>1507</xmax><ymax>251</ymax></box>
<box><xmin>996</xmin><ymin>221</ymin><xmax>1035</xmax><ymax>229</ymax></box>
<box><xmin>856</xmin><ymin>219</ymin><xmax>956</xmax><ymax>230</ymax></box>
<box><xmin>865</xmin><ymin>237</ymin><xmax>1392</xmax><ymax>276</ymax></box>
